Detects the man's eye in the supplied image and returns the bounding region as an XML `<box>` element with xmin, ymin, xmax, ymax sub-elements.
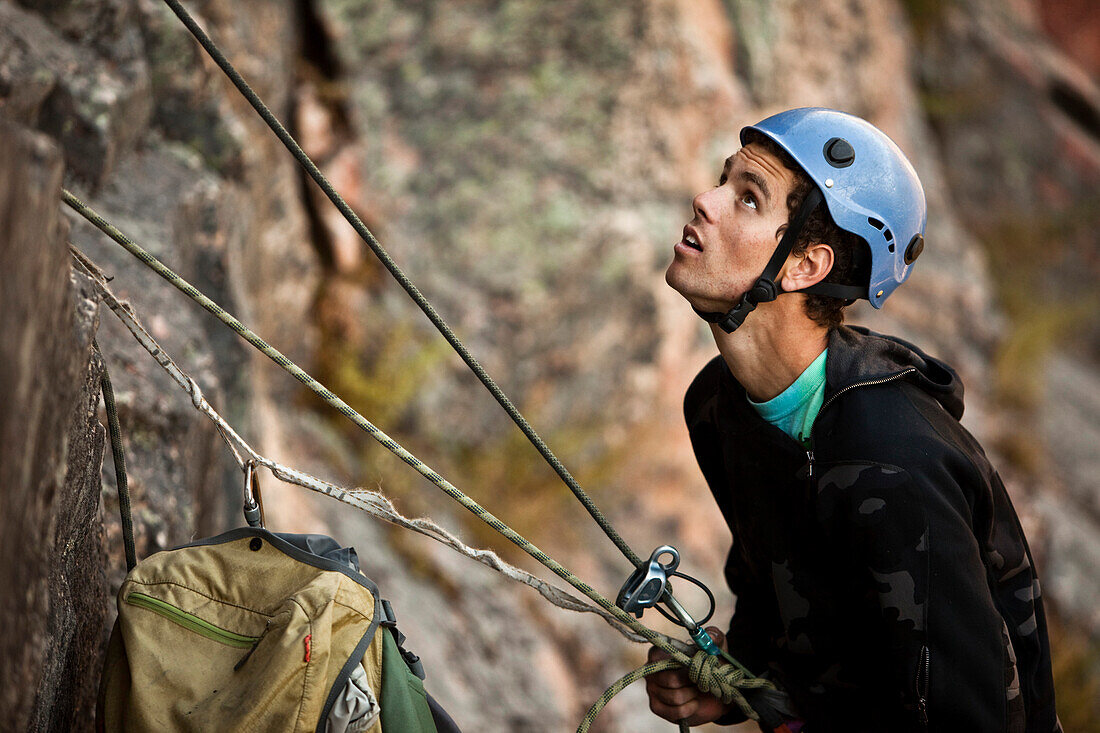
<box><xmin>742</xmin><ymin>193</ymin><xmax>758</xmax><ymax>210</ymax></box>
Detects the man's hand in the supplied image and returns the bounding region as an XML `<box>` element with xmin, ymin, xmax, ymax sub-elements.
<box><xmin>644</xmin><ymin>627</ymin><xmax>735</xmax><ymax>726</ymax></box>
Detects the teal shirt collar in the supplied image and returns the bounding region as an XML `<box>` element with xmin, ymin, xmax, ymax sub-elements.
<box><xmin>747</xmin><ymin>348</ymin><xmax>828</xmax><ymax>446</ymax></box>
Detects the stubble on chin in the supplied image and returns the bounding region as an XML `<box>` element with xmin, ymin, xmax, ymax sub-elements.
<box><xmin>664</xmin><ymin>259</ymin><xmax>694</xmax><ymax>302</ymax></box>
<box><xmin>664</xmin><ymin>263</ymin><xmax>709</xmax><ymax>314</ymax></box>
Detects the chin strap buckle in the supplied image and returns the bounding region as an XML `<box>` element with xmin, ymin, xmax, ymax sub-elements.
<box><xmin>692</xmin><ymin>276</ymin><xmax>776</xmax><ymax>334</ymax></box>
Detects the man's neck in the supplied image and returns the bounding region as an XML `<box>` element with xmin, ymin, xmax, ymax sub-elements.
<box><xmin>711</xmin><ymin>302</ymin><xmax>829</xmax><ymax>402</ymax></box>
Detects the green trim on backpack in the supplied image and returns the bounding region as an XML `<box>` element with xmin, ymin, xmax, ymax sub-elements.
<box><xmin>125</xmin><ymin>592</ymin><xmax>261</xmax><ymax>648</ymax></box>
<box><xmin>380</xmin><ymin>629</ymin><xmax>438</xmax><ymax>733</ymax></box>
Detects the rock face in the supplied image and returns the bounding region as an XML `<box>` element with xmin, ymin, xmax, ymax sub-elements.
<box><xmin>0</xmin><ymin>115</ymin><xmax>106</xmax><ymax>731</ymax></box>
<box><xmin>2</xmin><ymin>0</ymin><xmax>1098</xmax><ymax>730</ymax></box>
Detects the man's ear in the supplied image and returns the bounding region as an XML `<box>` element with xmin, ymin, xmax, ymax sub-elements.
<box><xmin>780</xmin><ymin>243</ymin><xmax>834</xmax><ymax>293</ymax></box>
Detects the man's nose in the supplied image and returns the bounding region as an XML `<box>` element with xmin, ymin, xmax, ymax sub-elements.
<box><xmin>692</xmin><ymin>188</ymin><xmax>714</xmax><ymax>223</ymax></box>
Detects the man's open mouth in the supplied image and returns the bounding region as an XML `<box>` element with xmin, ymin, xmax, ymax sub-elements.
<box><xmin>681</xmin><ymin>228</ymin><xmax>703</xmax><ymax>251</ymax></box>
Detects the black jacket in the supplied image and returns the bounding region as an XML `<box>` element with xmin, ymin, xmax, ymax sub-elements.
<box><xmin>685</xmin><ymin>326</ymin><xmax>1059</xmax><ymax>732</ymax></box>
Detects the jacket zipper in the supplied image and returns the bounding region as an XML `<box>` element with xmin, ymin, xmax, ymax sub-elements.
<box><xmin>917</xmin><ymin>644</ymin><xmax>930</xmax><ymax>726</ymax></box>
<box><xmin>126</xmin><ymin>591</ymin><xmax>261</xmax><ymax>649</ymax></box>
<box><xmin>804</xmin><ymin>367</ymin><xmax>918</xmax><ymax>478</ymax></box>
<box><xmin>802</xmin><ymin>366</ymin><xmax>928</xmax><ymax>726</ymax></box>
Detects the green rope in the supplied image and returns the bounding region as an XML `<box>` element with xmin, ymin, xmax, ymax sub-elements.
<box><xmin>685</xmin><ymin>650</ymin><xmax>771</xmax><ymax>712</ymax></box>
<box><xmin>63</xmin><ymin>192</ymin><xmax>672</xmax><ymax>648</ymax></box>
<box><xmin>97</xmin><ymin>340</ymin><xmax>138</xmax><ymax>571</ymax></box>
<box><xmin>578</xmin><ymin>659</ymin><xmax>681</xmax><ymax>733</ymax></box>
<box><xmin>140</xmin><ymin>12</ymin><xmax>778</xmax><ymax>724</ymax></box>
<box><xmin>157</xmin><ymin>0</ymin><xmax>641</xmax><ymax>571</ymax></box>
<box><xmin>577</xmin><ymin>650</ymin><xmax>769</xmax><ymax>733</ymax></box>
<box><xmin>65</xmin><ymin>195</ymin><xmax>773</xmax><ymax>730</ymax></box>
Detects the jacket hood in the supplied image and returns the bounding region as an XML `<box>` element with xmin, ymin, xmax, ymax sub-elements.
<box><xmin>827</xmin><ymin>325</ymin><xmax>964</xmax><ymax>419</ymax></box>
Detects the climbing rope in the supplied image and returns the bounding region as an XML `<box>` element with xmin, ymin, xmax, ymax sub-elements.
<box><xmin>65</xmin><ymin>194</ymin><xmax>633</xmax><ymax>626</ymax></box>
<box><xmin>64</xmin><ymin>2</ymin><xmax>777</xmax><ymax>722</ymax></box>
<box><xmin>157</xmin><ymin>0</ymin><xmax>641</xmax><ymax>571</ymax></box>
<box><xmin>74</xmin><ymin>246</ymin><xmax>646</xmax><ymax>643</ymax></box>
<box><xmin>578</xmin><ymin>653</ymin><xmax>773</xmax><ymax>733</ymax></box>
<box><xmin>67</xmin><ymin>221</ymin><xmax>769</xmax><ymax>728</ymax></box>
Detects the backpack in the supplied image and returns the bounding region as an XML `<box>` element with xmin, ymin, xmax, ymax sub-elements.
<box><xmin>97</xmin><ymin>526</ymin><xmax>459</xmax><ymax>733</ymax></box>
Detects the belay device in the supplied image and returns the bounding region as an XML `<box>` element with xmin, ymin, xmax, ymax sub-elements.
<box><xmin>616</xmin><ymin>546</ymin><xmax>721</xmax><ymax>656</ymax></box>
<box><xmin>616</xmin><ymin>546</ymin><xmax>807</xmax><ymax>732</ymax></box>
<box><xmin>617</xmin><ymin>545</ymin><xmax>680</xmax><ymax>618</ymax></box>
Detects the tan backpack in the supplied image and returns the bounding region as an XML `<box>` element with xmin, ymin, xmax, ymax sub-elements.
<box><xmin>97</xmin><ymin>527</ymin><xmax>455</xmax><ymax>733</ymax></box>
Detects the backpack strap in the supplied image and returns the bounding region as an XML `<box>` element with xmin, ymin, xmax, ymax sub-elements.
<box><xmin>379</xmin><ymin>598</ymin><xmax>425</xmax><ymax>679</ymax></box>
<box><xmin>97</xmin><ymin>341</ymin><xmax>138</xmax><ymax>572</ymax></box>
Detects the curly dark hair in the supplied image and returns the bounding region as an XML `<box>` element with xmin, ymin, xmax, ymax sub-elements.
<box><xmin>742</xmin><ymin>130</ymin><xmax>869</xmax><ymax>330</ymax></box>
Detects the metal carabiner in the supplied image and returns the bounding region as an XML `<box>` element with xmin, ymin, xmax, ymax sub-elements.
<box><xmin>616</xmin><ymin>545</ymin><xmax>680</xmax><ymax>618</ymax></box>
<box><xmin>242</xmin><ymin>459</ymin><xmax>265</xmax><ymax>528</ymax></box>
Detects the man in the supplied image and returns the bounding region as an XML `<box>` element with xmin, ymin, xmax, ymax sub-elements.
<box><xmin>646</xmin><ymin>108</ymin><xmax>1060</xmax><ymax>731</ymax></box>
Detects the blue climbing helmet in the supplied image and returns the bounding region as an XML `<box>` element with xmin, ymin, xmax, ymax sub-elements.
<box><xmin>696</xmin><ymin>108</ymin><xmax>927</xmax><ymax>333</ymax></box>
<box><xmin>743</xmin><ymin>107</ymin><xmax>927</xmax><ymax>309</ymax></box>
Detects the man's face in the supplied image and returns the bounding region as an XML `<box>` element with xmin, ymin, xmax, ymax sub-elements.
<box><xmin>665</xmin><ymin>142</ymin><xmax>799</xmax><ymax>313</ymax></box>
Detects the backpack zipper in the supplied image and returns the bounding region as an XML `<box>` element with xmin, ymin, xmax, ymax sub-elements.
<box><xmin>126</xmin><ymin>591</ymin><xmax>261</xmax><ymax>649</ymax></box>
<box><xmin>804</xmin><ymin>367</ymin><xmax>919</xmax><ymax>478</ymax></box>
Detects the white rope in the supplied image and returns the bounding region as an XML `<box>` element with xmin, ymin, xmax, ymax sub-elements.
<box><xmin>71</xmin><ymin>247</ymin><xmax>649</xmax><ymax>643</ymax></box>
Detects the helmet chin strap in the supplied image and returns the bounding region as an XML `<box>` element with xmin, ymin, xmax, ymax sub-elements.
<box><xmin>693</xmin><ymin>187</ymin><xmax>826</xmax><ymax>333</ymax></box>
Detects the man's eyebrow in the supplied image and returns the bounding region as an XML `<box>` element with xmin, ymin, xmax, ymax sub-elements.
<box><xmin>739</xmin><ymin>170</ymin><xmax>772</xmax><ymax>204</ymax></box>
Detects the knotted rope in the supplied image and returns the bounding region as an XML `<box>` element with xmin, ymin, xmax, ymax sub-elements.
<box><xmin>689</xmin><ymin>649</ymin><xmax>771</xmax><ymax>708</ymax></box>
<box><xmin>578</xmin><ymin>649</ymin><xmax>770</xmax><ymax>733</ymax></box>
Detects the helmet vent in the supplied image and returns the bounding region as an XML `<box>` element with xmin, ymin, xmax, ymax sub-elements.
<box><xmin>867</xmin><ymin>217</ymin><xmax>884</xmax><ymax>230</ymax></box>
<box><xmin>824</xmin><ymin>137</ymin><xmax>855</xmax><ymax>168</ymax></box>
<box><xmin>884</xmin><ymin>228</ymin><xmax>893</xmax><ymax>241</ymax></box>
<box><xmin>888</xmin><ymin>243</ymin><xmax>895</xmax><ymax>253</ymax></box>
